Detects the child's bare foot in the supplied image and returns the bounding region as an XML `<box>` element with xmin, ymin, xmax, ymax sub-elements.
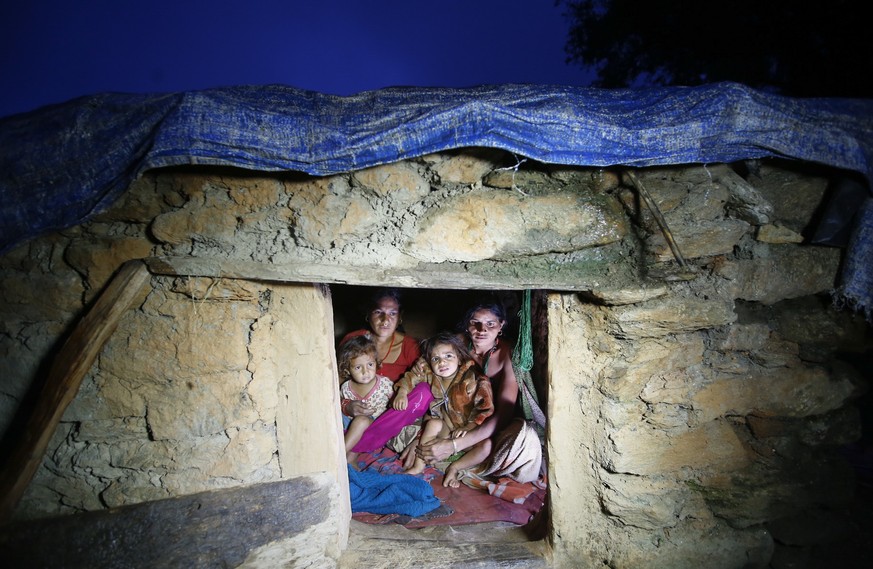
<box><xmin>400</xmin><ymin>441</ymin><xmax>418</xmax><ymax>470</ymax></box>
<box><xmin>405</xmin><ymin>458</ymin><xmax>426</xmax><ymax>475</ymax></box>
<box><xmin>443</xmin><ymin>464</ymin><xmax>463</xmax><ymax>488</ymax></box>
<box><xmin>346</xmin><ymin>451</ymin><xmax>360</xmax><ymax>469</ymax></box>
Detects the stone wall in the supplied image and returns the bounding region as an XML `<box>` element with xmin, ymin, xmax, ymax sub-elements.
<box><xmin>546</xmin><ymin>291</ymin><xmax>868</xmax><ymax>567</ymax></box>
<box><xmin>0</xmin><ymin>149</ymin><xmax>870</xmax><ymax>568</ymax></box>
<box><xmin>542</xmin><ymin>164</ymin><xmax>870</xmax><ymax>567</ymax></box>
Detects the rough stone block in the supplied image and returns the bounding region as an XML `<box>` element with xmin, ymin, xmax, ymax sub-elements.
<box><xmin>74</xmin><ymin>417</ymin><xmax>148</xmax><ymax>443</ymax></box>
<box><xmin>756</xmin><ymin>223</ymin><xmax>804</xmax><ymax>244</ymax></box>
<box><xmin>64</xmin><ymin>237</ymin><xmax>155</xmax><ymax>297</ymax></box>
<box><xmin>430</xmin><ymin>149</ymin><xmax>505</xmax><ymax>185</ymax></box>
<box><xmin>600</xmin><ymin>333</ymin><xmax>705</xmax><ymax>401</ymax></box>
<box><xmin>352</xmin><ymin>161</ymin><xmax>430</xmax><ymax>201</ymax></box>
<box><xmin>747</xmin><ymin>163</ymin><xmax>828</xmax><ymax>233</ymax></box>
<box><xmin>227</xmin><ymin>177</ymin><xmax>283</xmax><ymax>210</ymax></box>
<box><xmin>607</xmin><ymin>297</ymin><xmax>736</xmax><ymax>339</ymax></box>
<box><xmin>151</xmin><ymin>201</ymin><xmax>240</xmax><ymax>247</ymax></box>
<box><xmin>405</xmin><ymin>190</ymin><xmax>627</xmax><ymax>262</ymax></box>
<box><xmin>691</xmin><ymin>365</ymin><xmax>856</xmax><ymax>422</ymax></box>
<box><xmin>697</xmin><ymin>457</ymin><xmax>855</xmax><ymax>528</ymax></box>
<box><xmin>599</xmin><ymin>472</ymin><xmax>709</xmax><ymax>530</ymax></box>
<box><xmin>0</xmin><ymin>475</ymin><xmax>337</xmax><ymax>569</ymax></box>
<box><xmin>604</xmin><ymin>517</ymin><xmax>773</xmax><ymax>569</ymax></box>
<box><xmin>715</xmin><ymin>245</ymin><xmax>840</xmax><ymax>304</ymax></box>
<box><xmin>604</xmin><ymin>419</ymin><xmax>751</xmax><ymax>476</ymax></box>
<box><xmin>648</xmin><ymin>218</ymin><xmax>750</xmax><ymax>262</ymax></box>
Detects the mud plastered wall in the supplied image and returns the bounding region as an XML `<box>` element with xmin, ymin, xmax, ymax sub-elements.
<box><xmin>0</xmin><ymin>149</ymin><xmax>870</xmax><ymax>568</ymax></box>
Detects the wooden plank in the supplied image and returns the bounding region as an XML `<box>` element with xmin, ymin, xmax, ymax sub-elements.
<box><xmin>0</xmin><ymin>260</ymin><xmax>152</xmax><ymax>521</ymax></box>
<box><xmin>0</xmin><ymin>476</ymin><xmax>333</xmax><ymax>569</ymax></box>
<box><xmin>143</xmin><ymin>255</ymin><xmax>636</xmax><ymax>292</ymax></box>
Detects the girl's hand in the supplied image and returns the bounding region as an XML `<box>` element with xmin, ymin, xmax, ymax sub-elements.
<box><xmin>451</xmin><ymin>429</ymin><xmax>468</xmax><ymax>439</ymax></box>
<box><xmin>393</xmin><ymin>393</ymin><xmax>408</xmax><ymax>410</ymax></box>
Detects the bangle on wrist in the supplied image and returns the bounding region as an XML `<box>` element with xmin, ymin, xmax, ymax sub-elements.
<box><xmin>451</xmin><ymin>439</ymin><xmax>458</xmax><ymax>454</ymax></box>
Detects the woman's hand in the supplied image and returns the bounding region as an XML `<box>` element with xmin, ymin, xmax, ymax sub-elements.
<box><xmin>413</xmin><ymin>356</ymin><xmax>428</xmax><ymax>375</ymax></box>
<box><xmin>392</xmin><ymin>393</ymin><xmax>408</xmax><ymax>410</ymax></box>
<box><xmin>416</xmin><ymin>437</ymin><xmax>454</xmax><ymax>463</ymax></box>
<box><xmin>346</xmin><ymin>400</ymin><xmax>373</xmax><ymax>417</ymax></box>
<box><xmin>451</xmin><ymin>429</ymin><xmax>468</xmax><ymax>439</ymax></box>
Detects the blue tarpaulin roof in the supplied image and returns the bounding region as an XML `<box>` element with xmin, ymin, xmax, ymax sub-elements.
<box><xmin>1</xmin><ymin>82</ymin><xmax>871</xmax><ymax>315</ymax></box>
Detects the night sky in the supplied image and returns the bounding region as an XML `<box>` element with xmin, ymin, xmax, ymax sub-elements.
<box><xmin>0</xmin><ymin>1</ymin><xmax>594</xmax><ymax>119</ymax></box>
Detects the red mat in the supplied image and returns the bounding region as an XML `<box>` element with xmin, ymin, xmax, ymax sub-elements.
<box><xmin>351</xmin><ymin>447</ymin><xmax>546</xmax><ymax>528</ymax></box>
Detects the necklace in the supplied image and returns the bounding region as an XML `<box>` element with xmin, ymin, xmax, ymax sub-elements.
<box><xmin>377</xmin><ymin>332</ymin><xmax>397</xmax><ymax>366</ymax></box>
<box><xmin>470</xmin><ymin>338</ymin><xmax>498</xmax><ymax>375</ymax></box>
<box><xmin>471</xmin><ymin>338</ymin><xmax>498</xmax><ymax>358</ymax></box>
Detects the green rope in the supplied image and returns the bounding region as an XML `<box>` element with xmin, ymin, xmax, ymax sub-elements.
<box><xmin>511</xmin><ymin>290</ymin><xmax>546</xmax><ymax>442</ymax></box>
<box><xmin>512</xmin><ymin>290</ymin><xmax>534</xmax><ymax>372</ymax></box>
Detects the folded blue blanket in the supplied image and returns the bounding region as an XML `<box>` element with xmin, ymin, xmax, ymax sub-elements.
<box><xmin>348</xmin><ymin>465</ymin><xmax>440</xmax><ymax>517</ymax></box>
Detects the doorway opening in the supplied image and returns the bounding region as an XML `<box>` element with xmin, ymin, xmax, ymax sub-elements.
<box><xmin>330</xmin><ymin>284</ymin><xmax>549</xmax><ymax>538</ymax></box>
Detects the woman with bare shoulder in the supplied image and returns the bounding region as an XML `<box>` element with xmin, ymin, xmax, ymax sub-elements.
<box><xmin>414</xmin><ymin>301</ymin><xmax>542</xmax><ymax>488</ymax></box>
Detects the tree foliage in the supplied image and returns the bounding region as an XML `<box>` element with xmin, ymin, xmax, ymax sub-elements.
<box><xmin>560</xmin><ymin>0</ymin><xmax>873</xmax><ymax>98</ymax></box>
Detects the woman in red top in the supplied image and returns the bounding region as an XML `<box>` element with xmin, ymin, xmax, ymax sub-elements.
<box><xmin>339</xmin><ymin>288</ymin><xmax>421</xmax><ymax>419</ymax></box>
<box><xmin>340</xmin><ymin>288</ymin><xmax>435</xmax><ymax>454</ymax></box>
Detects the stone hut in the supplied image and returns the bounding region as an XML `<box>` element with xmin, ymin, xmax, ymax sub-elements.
<box><xmin>0</xmin><ymin>84</ymin><xmax>871</xmax><ymax>568</ymax></box>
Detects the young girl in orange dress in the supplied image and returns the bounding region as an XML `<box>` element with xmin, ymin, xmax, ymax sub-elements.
<box><xmin>414</xmin><ymin>301</ymin><xmax>542</xmax><ymax>488</ymax></box>
<box><xmin>392</xmin><ymin>332</ymin><xmax>494</xmax><ymax>476</ymax></box>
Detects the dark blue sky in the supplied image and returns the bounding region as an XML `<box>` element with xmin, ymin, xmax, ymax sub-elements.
<box><xmin>0</xmin><ymin>1</ymin><xmax>594</xmax><ymax>119</ymax></box>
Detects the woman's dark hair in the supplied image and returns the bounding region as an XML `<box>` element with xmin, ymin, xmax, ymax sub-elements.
<box><xmin>366</xmin><ymin>287</ymin><xmax>403</xmax><ymax>312</ymax></box>
<box><xmin>361</xmin><ymin>287</ymin><xmax>406</xmax><ymax>333</ymax></box>
<box><xmin>421</xmin><ymin>331</ymin><xmax>472</xmax><ymax>364</ymax></box>
<box><xmin>458</xmin><ymin>300</ymin><xmax>507</xmax><ymax>332</ymax></box>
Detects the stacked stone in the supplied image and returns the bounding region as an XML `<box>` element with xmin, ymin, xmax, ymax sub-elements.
<box><xmin>548</xmin><ymin>163</ymin><xmax>871</xmax><ymax>568</ymax></box>
<box><xmin>0</xmin><ymin>150</ymin><xmax>869</xmax><ymax>568</ymax></box>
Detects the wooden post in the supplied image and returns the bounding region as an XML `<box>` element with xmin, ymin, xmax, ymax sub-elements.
<box><xmin>0</xmin><ymin>475</ymin><xmax>335</xmax><ymax>568</ymax></box>
<box><xmin>624</xmin><ymin>170</ymin><xmax>689</xmax><ymax>268</ymax></box>
<box><xmin>0</xmin><ymin>260</ymin><xmax>151</xmax><ymax>521</ymax></box>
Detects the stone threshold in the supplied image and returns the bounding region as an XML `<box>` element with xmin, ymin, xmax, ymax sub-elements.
<box><xmin>338</xmin><ymin>519</ymin><xmax>551</xmax><ymax>569</ymax></box>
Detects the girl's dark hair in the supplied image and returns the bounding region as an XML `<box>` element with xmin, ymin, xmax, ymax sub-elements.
<box><xmin>458</xmin><ymin>301</ymin><xmax>506</xmax><ymax>332</ymax></box>
<box><xmin>421</xmin><ymin>331</ymin><xmax>472</xmax><ymax>364</ymax></box>
<box><xmin>337</xmin><ymin>335</ymin><xmax>377</xmax><ymax>379</ymax></box>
